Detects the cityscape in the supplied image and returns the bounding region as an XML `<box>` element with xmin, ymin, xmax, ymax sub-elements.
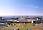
<box><xmin>0</xmin><ymin>16</ymin><xmax>43</xmax><ymax>30</ymax></box>
<box><xmin>0</xmin><ymin>0</ymin><xmax>43</xmax><ymax>30</ymax></box>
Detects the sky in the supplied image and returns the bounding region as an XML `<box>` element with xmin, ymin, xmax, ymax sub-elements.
<box><xmin>0</xmin><ymin>0</ymin><xmax>43</xmax><ymax>16</ymax></box>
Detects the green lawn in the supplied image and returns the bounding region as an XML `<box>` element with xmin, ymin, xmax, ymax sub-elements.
<box><xmin>1</xmin><ymin>23</ymin><xmax>33</xmax><ymax>30</ymax></box>
<box><xmin>14</xmin><ymin>23</ymin><xmax>32</xmax><ymax>30</ymax></box>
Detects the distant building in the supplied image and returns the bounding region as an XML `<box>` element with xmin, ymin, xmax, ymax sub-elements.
<box><xmin>33</xmin><ymin>17</ymin><xmax>43</xmax><ymax>24</ymax></box>
<box><xmin>0</xmin><ymin>17</ymin><xmax>2</xmax><ymax>20</ymax></box>
<box><xmin>35</xmin><ymin>17</ymin><xmax>42</xmax><ymax>20</ymax></box>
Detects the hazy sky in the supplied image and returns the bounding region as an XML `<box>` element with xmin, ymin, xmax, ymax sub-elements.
<box><xmin>0</xmin><ymin>0</ymin><xmax>43</xmax><ymax>16</ymax></box>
